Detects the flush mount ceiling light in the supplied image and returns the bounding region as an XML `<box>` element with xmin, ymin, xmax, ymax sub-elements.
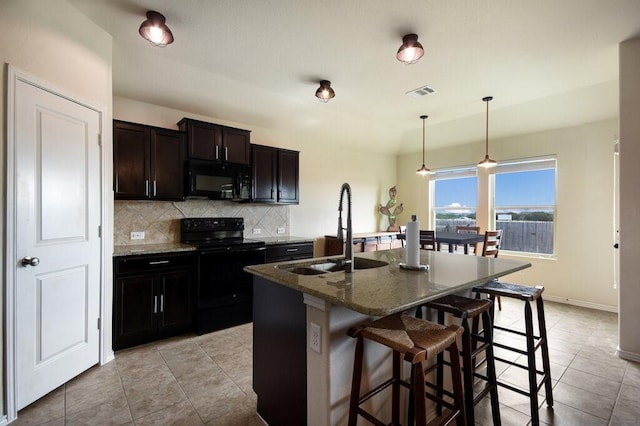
<box><xmin>396</xmin><ymin>34</ymin><xmax>424</xmax><ymax>65</ymax></box>
<box><xmin>315</xmin><ymin>80</ymin><xmax>335</xmax><ymax>103</ymax></box>
<box><xmin>416</xmin><ymin>115</ymin><xmax>433</xmax><ymax>176</ymax></box>
<box><xmin>139</xmin><ymin>11</ymin><xmax>174</xmax><ymax>47</ymax></box>
<box><xmin>478</xmin><ymin>96</ymin><xmax>497</xmax><ymax>168</ymax></box>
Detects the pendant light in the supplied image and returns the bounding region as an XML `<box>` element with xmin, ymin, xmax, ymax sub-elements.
<box><xmin>416</xmin><ymin>115</ymin><xmax>433</xmax><ymax>176</ymax></box>
<box><xmin>139</xmin><ymin>11</ymin><xmax>174</xmax><ymax>47</ymax></box>
<box><xmin>477</xmin><ymin>96</ymin><xmax>497</xmax><ymax>168</ymax></box>
<box><xmin>315</xmin><ymin>80</ymin><xmax>335</xmax><ymax>102</ymax></box>
<box><xmin>396</xmin><ymin>34</ymin><xmax>424</xmax><ymax>65</ymax></box>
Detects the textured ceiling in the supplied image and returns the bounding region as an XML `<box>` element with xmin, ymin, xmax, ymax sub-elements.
<box><xmin>68</xmin><ymin>0</ymin><xmax>640</xmax><ymax>154</ymax></box>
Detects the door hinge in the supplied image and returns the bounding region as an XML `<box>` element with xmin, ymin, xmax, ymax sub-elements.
<box><xmin>97</xmin><ymin>134</ymin><xmax>102</xmax><ymax>146</ymax></box>
<box><xmin>98</xmin><ymin>225</ymin><xmax>102</xmax><ymax>238</ymax></box>
<box><xmin>97</xmin><ymin>318</ymin><xmax>101</xmax><ymax>330</ymax></box>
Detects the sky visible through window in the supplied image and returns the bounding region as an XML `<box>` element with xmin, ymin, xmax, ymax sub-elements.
<box><xmin>496</xmin><ymin>169</ymin><xmax>555</xmax><ymax>206</ymax></box>
<box><xmin>435</xmin><ymin>177</ymin><xmax>477</xmax><ymax>208</ymax></box>
<box><xmin>435</xmin><ymin>169</ymin><xmax>555</xmax><ymax>208</ymax></box>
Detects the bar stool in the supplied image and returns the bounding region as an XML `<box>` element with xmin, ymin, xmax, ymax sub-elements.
<box><xmin>347</xmin><ymin>311</ymin><xmax>465</xmax><ymax>426</ymax></box>
<box><xmin>473</xmin><ymin>280</ymin><xmax>553</xmax><ymax>426</ymax></box>
<box><xmin>420</xmin><ymin>294</ymin><xmax>501</xmax><ymax>425</ymax></box>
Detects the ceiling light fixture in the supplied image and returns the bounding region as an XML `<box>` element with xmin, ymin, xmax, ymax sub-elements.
<box><xmin>315</xmin><ymin>80</ymin><xmax>335</xmax><ymax>103</ymax></box>
<box><xmin>478</xmin><ymin>96</ymin><xmax>497</xmax><ymax>168</ymax></box>
<box><xmin>139</xmin><ymin>11</ymin><xmax>174</xmax><ymax>47</ymax></box>
<box><xmin>396</xmin><ymin>34</ymin><xmax>424</xmax><ymax>65</ymax></box>
<box><xmin>416</xmin><ymin>115</ymin><xmax>433</xmax><ymax>176</ymax></box>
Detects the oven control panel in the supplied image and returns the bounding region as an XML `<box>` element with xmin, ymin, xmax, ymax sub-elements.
<box><xmin>181</xmin><ymin>217</ymin><xmax>244</xmax><ymax>232</ymax></box>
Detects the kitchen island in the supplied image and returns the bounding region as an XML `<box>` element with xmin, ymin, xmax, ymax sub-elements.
<box><xmin>245</xmin><ymin>248</ymin><xmax>530</xmax><ymax>425</ymax></box>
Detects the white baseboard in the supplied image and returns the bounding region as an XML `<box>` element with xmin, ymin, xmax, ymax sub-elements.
<box><xmin>542</xmin><ymin>294</ymin><xmax>618</xmax><ymax>313</ymax></box>
<box><xmin>617</xmin><ymin>347</ymin><xmax>640</xmax><ymax>362</ymax></box>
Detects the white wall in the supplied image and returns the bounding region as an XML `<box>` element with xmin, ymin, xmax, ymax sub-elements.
<box><xmin>114</xmin><ymin>96</ymin><xmax>399</xmax><ymax>255</ymax></box>
<box><xmin>618</xmin><ymin>36</ymin><xmax>640</xmax><ymax>361</ymax></box>
<box><xmin>0</xmin><ymin>0</ymin><xmax>113</xmax><ymax>418</ymax></box>
<box><xmin>398</xmin><ymin>119</ymin><xmax>618</xmax><ymax>310</ymax></box>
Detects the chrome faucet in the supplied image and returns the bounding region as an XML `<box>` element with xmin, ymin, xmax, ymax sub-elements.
<box><xmin>337</xmin><ymin>183</ymin><xmax>354</xmax><ymax>273</ymax></box>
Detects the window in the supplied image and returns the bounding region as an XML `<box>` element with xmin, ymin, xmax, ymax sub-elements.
<box><xmin>494</xmin><ymin>157</ymin><xmax>556</xmax><ymax>255</ymax></box>
<box><xmin>432</xmin><ymin>167</ymin><xmax>478</xmax><ymax>232</ymax></box>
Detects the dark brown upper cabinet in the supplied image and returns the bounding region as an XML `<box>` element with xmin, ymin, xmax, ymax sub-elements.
<box><xmin>177</xmin><ymin>118</ymin><xmax>250</xmax><ymax>166</ymax></box>
<box><xmin>113</xmin><ymin>120</ymin><xmax>185</xmax><ymax>201</ymax></box>
<box><xmin>252</xmin><ymin>145</ymin><xmax>299</xmax><ymax>204</ymax></box>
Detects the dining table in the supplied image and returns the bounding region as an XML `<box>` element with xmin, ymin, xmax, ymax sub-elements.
<box><xmin>396</xmin><ymin>231</ymin><xmax>485</xmax><ymax>254</ymax></box>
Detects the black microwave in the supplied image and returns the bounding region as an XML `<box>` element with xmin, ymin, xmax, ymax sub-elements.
<box><xmin>185</xmin><ymin>160</ymin><xmax>251</xmax><ymax>201</ymax></box>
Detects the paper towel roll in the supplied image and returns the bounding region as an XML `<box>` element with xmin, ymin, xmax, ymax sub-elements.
<box><xmin>405</xmin><ymin>215</ymin><xmax>420</xmax><ymax>267</ymax></box>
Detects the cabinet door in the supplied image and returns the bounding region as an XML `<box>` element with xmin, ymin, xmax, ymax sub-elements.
<box><xmin>114</xmin><ymin>121</ymin><xmax>150</xmax><ymax>199</ymax></box>
<box><xmin>157</xmin><ymin>270</ymin><xmax>194</xmax><ymax>336</ymax></box>
<box><xmin>150</xmin><ymin>128</ymin><xmax>185</xmax><ymax>200</ymax></box>
<box><xmin>277</xmin><ymin>149</ymin><xmax>299</xmax><ymax>204</ymax></box>
<box><xmin>222</xmin><ymin>127</ymin><xmax>250</xmax><ymax>165</ymax></box>
<box><xmin>184</xmin><ymin>120</ymin><xmax>222</xmax><ymax>161</ymax></box>
<box><xmin>113</xmin><ymin>275</ymin><xmax>156</xmax><ymax>350</ymax></box>
<box><xmin>252</xmin><ymin>145</ymin><xmax>277</xmax><ymax>202</ymax></box>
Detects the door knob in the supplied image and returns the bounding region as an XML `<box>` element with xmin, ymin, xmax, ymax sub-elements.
<box><xmin>21</xmin><ymin>256</ymin><xmax>40</xmax><ymax>267</ymax></box>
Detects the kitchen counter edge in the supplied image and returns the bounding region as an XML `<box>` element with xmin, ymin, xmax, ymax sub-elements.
<box><xmin>113</xmin><ymin>243</ymin><xmax>197</xmax><ymax>257</ymax></box>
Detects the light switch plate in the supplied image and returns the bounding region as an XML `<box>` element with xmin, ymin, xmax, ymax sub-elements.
<box><xmin>252</xmin><ymin>228</ymin><xmax>261</xmax><ymax>234</ymax></box>
<box><xmin>277</xmin><ymin>227</ymin><xmax>286</xmax><ymax>234</ymax></box>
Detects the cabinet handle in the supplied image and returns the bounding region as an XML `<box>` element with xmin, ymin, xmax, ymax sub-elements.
<box><xmin>215</xmin><ymin>145</ymin><xmax>219</xmax><ymax>160</ymax></box>
<box><xmin>270</xmin><ymin>188</ymin><xmax>274</xmax><ymax>199</ymax></box>
<box><xmin>154</xmin><ymin>296</ymin><xmax>158</xmax><ymax>314</ymax></box>
<box><xmin>153</xmin><ymin>180</ymin><xmax>157</xmax><ymax>197</ymax></box>
<box><xmin>149</xmin><ymin>260</ymin><xmax>170</xmax><ymax>265</ymax></box>
<box><xmin>286</xmin><ymin>248</ymin><xmax>299</xmax><ymax>252</ymax></box>
<box><xmin>160</xmin><ymin>295</ymin><xmax>164</xmax><ymax>312</ymax></box>
<box><xmin>145</xmin><ymin>179</ymin><xmax>149</xmax><ymax>197</ymax></box>
<box><xmin>278</xmin><ymin>189</ymin><xmax>282</xmax><ymax>199</ymax></box>
<box><xmin>224</xmin><ymin>146</ymin><xmax>228</xmax><ymax>161</ymax></box>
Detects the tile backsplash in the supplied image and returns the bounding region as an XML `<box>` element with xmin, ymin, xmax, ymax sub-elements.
<box><xmin>114</xmin><ymin>200</ymin><xmax>289</xmax><ymax>246</ymax></box>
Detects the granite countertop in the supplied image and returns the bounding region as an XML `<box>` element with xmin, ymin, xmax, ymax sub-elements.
<box><xmin>254</xmin><ymin>236</ymin><xmax>315</xmax><ymax>245</ymax></box>
<box><xmin>113</xmin><ymin>237</ymin><xmax>313</xmax><ymax>257</ymax></box>
<box><xmin>113</xmin><ymin>242</ymin><xmax>197</xmax><ymax>257</ymax></box>
<box><xmin>244</xmin><ymin>248</ymin><xmax>531</xmax><ymax>316</ymax></box>
<box><xmin>324</xmin><ymin>231</ymin><xmax>400</xmax><ymax>239</ymax></box>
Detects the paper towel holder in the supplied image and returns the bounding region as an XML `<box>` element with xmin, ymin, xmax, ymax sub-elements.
<box><xmin>399</xmin><ymin>263</ymin><xmax>429</xmax><ymax>271</ymax></box>
<box><xmin>399</xmin><ymin>214</ymin><xmax>429</xmax><ymax>271</ymax></box>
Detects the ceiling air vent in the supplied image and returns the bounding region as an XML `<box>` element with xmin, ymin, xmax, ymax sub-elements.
<box><xmin>407</xmin><ymin>85</ymin><xmax>436</xmax><ymax>97</ymax></box>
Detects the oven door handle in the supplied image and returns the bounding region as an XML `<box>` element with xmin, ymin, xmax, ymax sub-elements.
<box><xmin>200</xmin><ymin>245</ymin><xmax>267</xmax><ymax>254</ymax></box>
<box><xmin>235</xmin><ymin>246</ymin><xmax>267</xmax><ymax>253</ymax></box>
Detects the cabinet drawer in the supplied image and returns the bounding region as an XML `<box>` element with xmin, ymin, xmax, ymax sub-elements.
<box><xmin>266</xmin><ymin>243</ymin><xmax>313</xmax><ymax>262</ymax></box>
<box><xmin>115</xmin><ymin>252</ymin><xmax>196</xmax><ymax>276</ymax></box>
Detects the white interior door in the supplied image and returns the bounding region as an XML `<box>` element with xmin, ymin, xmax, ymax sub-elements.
<box><xmin>13</xmin><ymin>78</ymin><xmax>102</xmax><ymax>410</ymax></box>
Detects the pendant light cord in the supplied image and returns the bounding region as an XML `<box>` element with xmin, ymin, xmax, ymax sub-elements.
<box><xmin>485</xmin><ymin>99</ymin><xmax>489</xmax><ymax>156</ymax></box>
<box><xmin>422</xmin><ymin>116</ymin><xmax>426</xmax><ymax>163</ymax></box>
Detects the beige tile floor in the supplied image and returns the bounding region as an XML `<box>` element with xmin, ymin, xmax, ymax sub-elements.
<box><xmin>15</xmin><ymin>299</ymin><xmax>640</xmax><ymax>425</ymax></box>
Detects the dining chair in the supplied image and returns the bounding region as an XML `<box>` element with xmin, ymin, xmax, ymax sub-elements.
<box><xmin>456</xmin><ymin>225</ymin><xmax>481</xmax><ymax>254</ymax></box>
<box><xmin>419</xmin><ymin>230</ymin><xmax>436</xmax><ymax>250</ymax></box>
<box><xmin>399</xmin><ymin>225</ymin><xmax>407</xmax><ymax>247</ymax></box>
<box><xmin>480</xmin><ymin>230</ymin><xmax>503</xmax><ymax>309</ymax></box>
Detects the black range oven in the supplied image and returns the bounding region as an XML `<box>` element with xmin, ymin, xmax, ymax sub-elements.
<box><xmin>181</xmin><ymin>217</ymin><xmax>266</xmax><ymax>334</ymax></box>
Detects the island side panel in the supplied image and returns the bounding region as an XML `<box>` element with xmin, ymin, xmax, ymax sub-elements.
<box><xmin>304</xmin><ymin>296</ymin><xmax>400</xmax><ymax>426</ymax></box>
<box><xmin>253</xmin><ymin>276</ymin><xmax>307</xmax><ymax>425</ymax></box>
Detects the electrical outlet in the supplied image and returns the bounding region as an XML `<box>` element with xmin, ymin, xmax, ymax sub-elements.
<box><xmin>252</xmin><ymin>228</ymin><xmax>261</xmax><ymax>234</ymax></box>
<box><xmin>277</xmin><ymin>227</ymin><xmax>286</xmax><ymax>234</ymax></box>
<box><xmin>130</xmin><ymin>231</ymin><xmax>145</xmax><ymax>240</ymax></box>
<box><xmin>309</xmin><ymin>322</ymin><xmax>321</xmax><ymax>353</ymax></box>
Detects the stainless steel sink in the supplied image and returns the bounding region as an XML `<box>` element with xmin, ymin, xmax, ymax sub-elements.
<box><xmin>279</xmin><ymin>258</ymin><xmax>389</xmax><ymax>275</ymax></box>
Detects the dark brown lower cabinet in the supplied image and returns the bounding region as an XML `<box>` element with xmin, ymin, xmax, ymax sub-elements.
<box><xmin>113</xmin><ymin>252</ymin><xmax>196</xmax><ymax>350</ymax></box>
<box><xmin>266</xmin><ymin>241</ymin><xmax>313</xmax><ymax>262</ymax></box>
